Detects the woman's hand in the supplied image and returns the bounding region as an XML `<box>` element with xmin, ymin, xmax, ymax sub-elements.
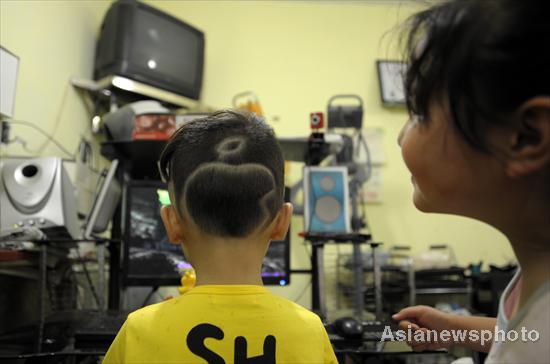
<box><xmin>392</xmin><ymin>305</ymin><xmax>455</xmax><ymax>351</ymax></box>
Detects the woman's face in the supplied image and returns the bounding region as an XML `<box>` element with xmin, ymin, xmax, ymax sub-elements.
<box><xmin>397</xmin><ymin>102</ymin><xmax>502</xmax><ymax>218</ymax></box>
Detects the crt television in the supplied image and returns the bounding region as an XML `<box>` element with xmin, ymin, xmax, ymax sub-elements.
<box><xmin>123</xmin><ymin>181</ymin><xmax>291</xmax><ymax>286</ymax></box>
<box><xmin>94</xmin><ymin>0</ymin><xmax>205</xmax><ymax>100</ymax></box>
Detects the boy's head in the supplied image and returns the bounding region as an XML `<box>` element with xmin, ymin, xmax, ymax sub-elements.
<box><xmin>158</xmin><ymin>110</ymin><xmax>286</xmax><ymax>241</ymax></box>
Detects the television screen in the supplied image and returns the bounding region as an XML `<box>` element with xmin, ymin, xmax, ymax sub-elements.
<box><xmin>95</xmin><ymin>0</ymin><xmax>204</xmax><ymax>100</ymax></box>
<box><xmin>123</xmin><ymin>181</ymin><xmax>290</xmax><ymax>286</ymax></box>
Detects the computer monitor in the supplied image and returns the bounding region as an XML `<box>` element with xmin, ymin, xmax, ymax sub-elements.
<box><xmin>262</xmin><ymin>231</ymin><xmax>291</xmax><ymax>286</ymax></box>
<box><xmin>0</xmin><ymin>46</ymin><xmax>19</xmax><ymax>118</ymax></box>
<box><xmin>123</xmin><ymin>181</ymin><xmax>290</xmax><ymax>286</ymax></box>
<box><xmin>84</xmin><ymin>160</ymin><xmax>121</xmax><ymax>239</ymax></box>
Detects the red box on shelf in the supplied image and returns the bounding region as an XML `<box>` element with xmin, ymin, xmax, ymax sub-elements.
<box><xmin>131</xmin><ymin>114</ymin><xmax>176</xmax><ymax>141</ymax></box>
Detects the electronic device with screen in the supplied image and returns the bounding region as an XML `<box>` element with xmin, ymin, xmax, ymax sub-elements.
<box><xmin>83</xmin><ymin>160</ymin><xmax>121</xmax><ymax>239</ymax></box>
<box><xmin>123</xmin><ymin>181</ymin><xmax>291</xmax><ymax>286</ymax></box>
<box><xmin>1</xmin><ymin>46</ymin><xmax>19</xmax><ymax>144</ymax></box>
<box><xmin>94</xmin><ymin>0</ymin><xmax>205</xmax><ymax>101</ymax></box>
<box><xmin>0</xmin><ymin>46</ymin><xmax>19</xmax><ymax>119</ymax></box>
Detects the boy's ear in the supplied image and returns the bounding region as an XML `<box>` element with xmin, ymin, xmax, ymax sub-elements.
<box><xmin>270</xmin><ymin>203</ymin><xmax>293</xmax><ymax>241</ymax></box>
<box><xmin>160</xmin><ymin>205</ymin><xmax>185</xmax><ymax>245</ymax></box>
<box><xmin>505</xmin><ymin>96</ymin><xmax>550</xmax><ymax>178</ymax></box>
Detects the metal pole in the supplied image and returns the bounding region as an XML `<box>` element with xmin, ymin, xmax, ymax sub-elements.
<box><xmin>408</xmin><ymin>257</ymin><xmax>416</xmax><ymax>306</ymax></box>
<box><xmin>350</xmin><ymin>179</ymin><xmax>364</xmax><ymax>320</ymax></box>
<box><xmin>372</xmin><ymin>244</ymin><xmax>382</xmax><ymax>320</ymax></box>
<box><xmin>311</xmin><ymin>244</ymin><xmax>320</xmax><ymax>312</ymax></box>
<box><xmin>352</xmin><ymin>242</ymin><xmax>364</xmax><ymax>319</ymax></box>
<box><xmin>37</xmin><ymin>243</ymin><xmax>47</xmax><ymax>353</ymax></box>
<box><xmin>336</xmin><ymin>246</ymin><xmax>341</xmax><ymax>310</ymax></box>
<box><xmin>317</xmin><ymin>245</ymin><xmax>327</xmax><ymax>320</ymax></box>
<box><xmin>97</xmin><ymin>241</ymin><xmax>106</xmax><ymax>310</ymax></box>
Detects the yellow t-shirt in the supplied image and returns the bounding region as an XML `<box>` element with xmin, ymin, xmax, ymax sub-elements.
<box><xmin>103</xmin><ymin>285</ymin><xmax>337</xmax><ymax>364</ymax></box>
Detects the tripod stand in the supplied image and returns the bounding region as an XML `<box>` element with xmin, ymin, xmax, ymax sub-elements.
<box><xmin>302</xmin><ymin>129</ymin><xmax>382</xmax><ymax>321</ymax></box>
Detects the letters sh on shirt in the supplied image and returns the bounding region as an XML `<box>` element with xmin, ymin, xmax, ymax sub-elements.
<box><xmin>103</xmin><ymin>285</ymin><xmax>338</xmax><ymax>364</ymax></box>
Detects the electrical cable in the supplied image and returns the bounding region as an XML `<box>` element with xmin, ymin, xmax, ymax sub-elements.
<box><xmin>75</xmin><ymin>247</ymin><xmax>101</xmax><ymax>308</ymax></box>
<box><xmin>142</xmin><ymin>286</ymin><xmax>159</xmax><ymax>307</ymax></box>
<box><xmin>81</xmin><ymin>168</ymin><xmax>107</xmax><ymax>229</ymax></box>
<box><xmin>303</xmin><ymin>238</ymin><xmax>312</xmax><ymax>259</ymax></box>
<box><xmin>356</xmin><ymin>130</ymin><xmax>373</xmax><ymax>183</ymax></box>
<box><xmin>35</xmin><ymin>82</ymin><xmax>70</xmax><ymax>155</ymax></box>
<box><xmin>78</xmin><ymin>137</ymin><xmax>101</xmax><ymax>175</ymax></box>
<box><xmin>7</xmin><ymin>119</ymin><xmax>74</xmax><ymax>157</ymax></box>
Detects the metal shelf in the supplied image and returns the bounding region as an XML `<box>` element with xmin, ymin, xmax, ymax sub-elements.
<box><xmin>71</xmin><ymin>76</ymin><xmax>200</xmax><ymax>110</ymax></box>
<box><xmin>416</xmin><ymin>287</ymin><xmax>472</xmax><ymax>295</ymax></box>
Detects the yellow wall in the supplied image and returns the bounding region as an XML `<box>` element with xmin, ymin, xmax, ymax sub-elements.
<box><xmin>0</xmin><ymin>0</ymin><xmax>110</xmax><ymax>159</ymax></box>
<box><xmin>1</xmin><ymin>0</ymin><xmax>514</xmax><ymax>311</ymax></box>
<box><xmin>144</xmin><ymin>0</ymin><xmax>514</xmax><ymax>309</ymax></box>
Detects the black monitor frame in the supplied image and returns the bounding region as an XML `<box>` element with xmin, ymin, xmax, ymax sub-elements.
<box><xmin>122</xmin><ymin>179</ymin><xmax>177</xmax><ymax>286</ymax></box>
<box><xmin>262</xmin><ymin>187</ymin><xmax>291</xmax><ymax>286</ymax></box>
<box><xmin>122</xmin><ymin>180</ymin><xmax>291</xmax><ymax>287</ymax></box>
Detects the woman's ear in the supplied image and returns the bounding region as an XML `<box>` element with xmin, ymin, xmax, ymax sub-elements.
<box><xmin>505</xmin><ymin>96</ymin><xmax>550</xmax><ymax>178</ymax></box>
<box><xmin>270</xmin><ymin>203</ymin><xmax>293</xmax><ymax>241</ymax></box>
<box><xmin>160</xmin><ymin>205</ymin><xmax>185</xmax><ymax>245</ymax></box>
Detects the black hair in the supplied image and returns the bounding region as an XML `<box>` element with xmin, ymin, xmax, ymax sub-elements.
<box><xmin>158</xmin><ymin>110</ymin><xmax>285</xmax><ymax>237</ymax></box>
<box><xmin>403</xmin><ymin>0</ymin><xmax>550</xmax><ymax>151</ymax></box>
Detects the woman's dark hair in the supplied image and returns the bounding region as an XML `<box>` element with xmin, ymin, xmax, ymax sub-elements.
<box><xmin>403</xmin><ymin>0</ymin><xmax>550</xmax><ymax>151</ymax></box>
<box><xmin>158</xmin><ymin>110</ymin><xmax>285</xmax><ymax>237</ymax></box>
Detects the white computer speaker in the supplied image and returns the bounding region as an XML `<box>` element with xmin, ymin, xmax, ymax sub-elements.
<box><xmin>0</xmin><ymin>157</ymin><xmax>79</xmax><ymax>239</ymax></box>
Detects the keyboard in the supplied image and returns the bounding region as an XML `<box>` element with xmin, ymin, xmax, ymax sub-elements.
<box><xmin>74</xmin><ymin>311</ymin><xmax>129</xmax><ymax>350</ymax></box>
<box><xmin>362</xmin><ymin>321</ymin><xmax>397</xmax><ymax>341</ymax></box>
<box><xmin>0</xmin><ymin>310</ymin><xmax>129</xmax><ymax>353</ymax></box>
<box><xmin>325</xmin><ymin>320</ymin><xmax>399</xmax><ymax>343</ymax></box>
